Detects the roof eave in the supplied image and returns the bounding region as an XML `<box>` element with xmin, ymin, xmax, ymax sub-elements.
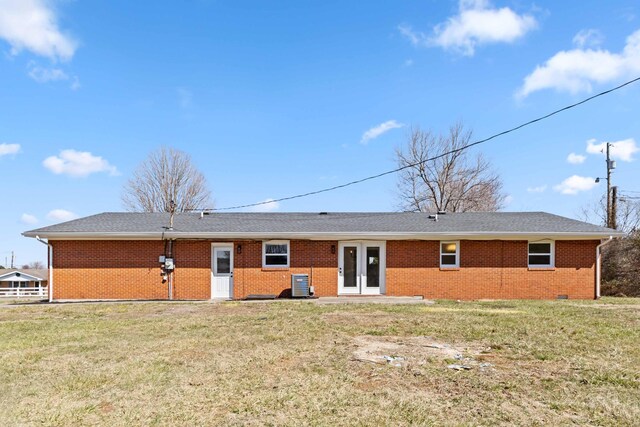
<box><xmin>22</xmin><ymin>230</ymin><xmax>625</xmax><ymax>241</ymax></box>
<box><xmin>0</xmin><ymin>271</ymin><xmax>46</xmax><ymax>281</ymax></box>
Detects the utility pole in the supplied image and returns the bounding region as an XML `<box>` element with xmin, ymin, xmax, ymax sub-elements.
<box><xmin>604</xmin><ymin>142</ymin><xmax>617</xmax><ymax>228</ymax></box>
<box><xmin>606</xmin><ymin>143</ymin><xmax>611</xmax><ymax>228</ymax></box>
<box><xmin>11</xmin><ymin>251</ymin><xmax>14</xmax><ymax>269</ymax></box>
<box><xmin>611</xmin><ymin>186</ymin><xmax>618</xmax><ymax>230</ymax></box>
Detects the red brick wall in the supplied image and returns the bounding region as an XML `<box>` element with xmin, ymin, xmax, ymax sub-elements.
<box><xmin>232</xmin><ymin>240</ymin><xmax>338</xmax><ymax>299</ymax></box>
<box><xmin>50</xmin><ymin>239</ymin><xmax>599</xmax><ymax>300</ymax></box>
<box><xmin>386</xmin><ymin>240</ymin><xmax>598</xmax><ymax>299</ymax></box>
<box><xmin>51</xmin><ymin>240</ymin><xmax>211</xmax><ymax>300</ymax></box>
<box><xmin>172</xmin><ymin>240</ymin><xmax>212</xmax><ymax>300</ymax></box>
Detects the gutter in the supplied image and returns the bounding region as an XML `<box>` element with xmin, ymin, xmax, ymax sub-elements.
<box><xmin>35</xmin><ymin>236</ymin><xmax>53</xmax><ymax>303</ymax></box>
<box><xmin>23</xmin><ymin>231</ymin><xmax>624</xmax><ymax>241</ymax></box>
<box><xmin>595</xmin><ymin>236</ymin><xmax>614</xmax><ymax>299</ymax></box>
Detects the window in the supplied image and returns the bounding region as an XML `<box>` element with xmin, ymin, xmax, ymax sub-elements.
<box><xmin>263</xmin><ymin>240</ymin><xmax>290</xmax><ymax>268</ymax></box>
<box><xmin>440</xmin><ymin>241</ymin><xmax>459</xmax><ymax>268</ymax></box>
<box><xmin>528</xmin><ymin>241</ymin><xmax>554</xmax><ymax>268</ymax></box>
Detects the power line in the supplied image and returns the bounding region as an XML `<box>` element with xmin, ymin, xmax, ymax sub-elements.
<box><xmin>212</xmin><ymin>75</ymin><xmax>640</xmax><ymax>212</ymax></box>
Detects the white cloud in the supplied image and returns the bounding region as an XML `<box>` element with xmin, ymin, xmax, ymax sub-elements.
<box><xmin>0</xmin><ymin>0</ymin><xmax>78</xmax><ymax>61</ymax></box>
<box><xmin>70</xmin><ymin>76</ymin><xmax>81</xmax><ymax>90</ymax></box>
<box><xmin>27</xmin><ymin>62</ymin><xmax>68</xmax><ymax>82</ymax></box>
<box><xmin>567</xmin><ymin>153</ymin><xmax>586</xmax><ymax>164</ymax></box>
<box><xmin>400</xmin><ymin>0</ymin><xmax>537</xmax><ymax>56</ymax></box>
<box><xmin>360</xmin><ymin>120</ymin><xmax>404</xmax><ymax>144</ymax></box>
<box><xmin>250</xmin><ymin>199</ymin><xmax>280</xmax><ymax>212</ymax></box>
<box><xmin>553</xmin><ymin>175</ymin><xmax>597</xmax><ymax>195</ymax></box>
<box><xmin>46</xmin><ymin>209</ymin><xmax>78</xmax><ymax>222</ymax></box>
<box><xmin>20</xmin><ymin>213</ymin><xmax>38</xmax><ymax>225</ymax></box>
<box><xmin>177</xmin><ymin>87</ymin><xmax>193</xmax><ymax>109</ymax></box>
<box><xmin>517</xmin><ymin>29</ymin><xmax>640</xmax><ymax>97</ymax></box>
<box><xmin>43</xmin><ymin>149</ymin><xmax>119</xmax><ymax>177</ymax></box>
<box><xmin>573</xmin><ymin>29</ymin><xmax>604</xmax><ymax>48</ymax></box>
<box><xmin>404</xmin><ymin>59</ymin><xmax>414</xmax><ymax>67</ymax></box>
<box><xmin>526</xmin><ymin>185</ymin><xmax>547</xmax><ymax>193</ymax></box>
<box><xmin>0</xmin><ymin>143</ymin><xmax>20</xmax><ymax>156</ymax></box>
<box><xmin>398</xmin><ymin>24</ymin><xmax>426</xmax><ymax>46</ymax></box>
<box><xmin>27</xmin><ymin>62</ymin><xmax>80</xmax><ymax>89</ymax></box>
<box><xmin>586</xmin><ymin>138</ymin><xmax>639</xmax><ymax>162</ymax></box>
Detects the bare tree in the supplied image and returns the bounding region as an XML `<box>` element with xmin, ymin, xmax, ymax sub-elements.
<box><xmin>122</xmin><ymin>147</ymin><xmax>212</xmax><ymax>212</ymax></box>
<box><xmin>27</xmin><ymin>261</ymin><xmax>46</xmax><ymax>269</ymax></box>
<box><xmin>579</xmin><ymin>195</ymin><xmax>640</xmax><ymax>234</ymax></box>
<box><xmin>579</xmin><ymin>196</ymin><xmax>640</xmax><ymax>296</ymax></box>
<box><xmin>396</xmin><ymin>123</ymin><xmax>506</xmax><ymax>212</ymax></box>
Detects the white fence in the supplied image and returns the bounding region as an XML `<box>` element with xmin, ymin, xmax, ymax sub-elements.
<box><xmin>0</xmin><ymin>287</ymin><xmax>47</xmax><ymax>299</ymax></box>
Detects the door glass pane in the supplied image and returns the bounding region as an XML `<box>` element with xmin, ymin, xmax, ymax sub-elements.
<box><xmin>216</xmin><ymin>250</ymin><xmax>231</xmax><ymax>274</ymax></box>
<box><xmin>343</xmin><ymin>246</ymin><xmax>357</xmax><ymax>288</ymax></box>
<box><xmin>366</xmin><ymin>247</ymin><xmax>380</xmax><ymax>288</ymax></box>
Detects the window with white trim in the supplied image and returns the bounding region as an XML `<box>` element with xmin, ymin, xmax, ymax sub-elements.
<box><xmin>263</xmin><ymin>240</ymin><xmax>290</xmax><ymax>268</ymax></box>
<box><xmin>528</xmin><ymin>241</ymin><xmax>554</xmax><ymax>268</ymax></box>
<box><xmin>440</xmin><ymin>241</ymin><xmax>459</xmax><ymax>268</ymax></box>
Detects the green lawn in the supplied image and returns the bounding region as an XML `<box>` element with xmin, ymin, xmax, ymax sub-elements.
<box><xmin>0</xmin><ymin>298</ymin><xmax>639</xmax><ymax>426</ymax></box>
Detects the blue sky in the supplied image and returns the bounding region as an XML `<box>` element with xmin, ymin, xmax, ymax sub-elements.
<box><xmin>1</xmin><ymin>0</ymin><xmax>639</xmax><ymax>265</ymax></box>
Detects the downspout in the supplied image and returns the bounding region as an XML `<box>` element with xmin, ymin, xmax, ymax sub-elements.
<box><xmin>596</xmin><ymin>236</ymin><xmax>614</xmax><ymax>299</ymax></box>
<box><xmin>35</xmin><ymin>236</ymin><xmax>53</xmax><ymax>303</ymax></box>
<box><xmin>168</xmin><ymin>239</ymin><xmax>174</xmax><ymax>300</ymax></box>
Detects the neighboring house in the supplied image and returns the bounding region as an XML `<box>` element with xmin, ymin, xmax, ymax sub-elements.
<box><xmin>0</xmin><ymin>269</ymin><xmax>48</xmax><ymax>288</ymax></box>
<box><xmin>22</xmin><ymin>212</ymin><xmax>622</xmax><ymax>301</ymax></box>
<box><xmin>0</xmin><ymin>268</ymin><xmax>49</xmax><ymax>298</ymax></box>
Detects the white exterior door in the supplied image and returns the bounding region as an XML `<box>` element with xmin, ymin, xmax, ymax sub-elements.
<box><xmin>338</xmin><ymin>242</ymin><xmax>385</xmax><ymax>295</ymax></box>
<box><xmin>211</xmin><ymin>244</ymin><xmax>233</xmax><ymax>299</ymax></box>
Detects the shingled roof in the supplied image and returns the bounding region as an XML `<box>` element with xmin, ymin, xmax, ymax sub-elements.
<box><xmin>0</xmin><ymin>269</ymin><xmax>48</xmax><ymax>281</ymax></box>
<box><xmin>23</xmin><ymin>211</ymin><xmax>621</xmax><ymax>240</ymax></box>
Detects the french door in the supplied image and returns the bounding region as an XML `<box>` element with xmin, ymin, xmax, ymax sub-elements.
<box><xmin>338</xmin><ymin>242</ymin><xmax>385</xmax><ymax>295</ymax></box>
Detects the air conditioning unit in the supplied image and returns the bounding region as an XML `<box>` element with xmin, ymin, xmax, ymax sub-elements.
<box><xmin>291</xmin><ymin>274</ymin><xmax>309</xmax><ymax>298</ymax></box>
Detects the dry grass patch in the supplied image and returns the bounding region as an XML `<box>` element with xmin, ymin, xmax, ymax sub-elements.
<box><xmin>0</xmin><ymin>298</ymin><xmax>639</xmax><ymax>426</ymax></box>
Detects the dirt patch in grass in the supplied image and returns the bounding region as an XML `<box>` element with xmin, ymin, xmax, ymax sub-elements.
<box><xmin>352</xmin><ymin>335</ymin><xmax>490</xmax><ymax>368</ymax></box>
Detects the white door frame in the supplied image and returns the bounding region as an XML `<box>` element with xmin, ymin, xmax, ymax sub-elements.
<box><xmin>338</xmin><ymin>241</ymin><xmax>386</xmax><ymax>295</ymax></box>
<box><xmin>211</xmin><ymin>243</ymin><xmax>234</xmax><ymax>299</ymax></box>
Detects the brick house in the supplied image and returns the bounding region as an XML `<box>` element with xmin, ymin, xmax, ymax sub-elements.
<box><xmin>23</xmin><ymin>211</ymin><xmax>621</xmax><ymax>301</ymax></box>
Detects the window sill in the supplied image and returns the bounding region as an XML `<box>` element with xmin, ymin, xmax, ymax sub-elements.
<box><xmin>261</xmin><ymin>267</ymin><xmax>290</xmax><ymax>272</ymax></box>
<box><xmin>440</xmin><ymin>267</ymin><xmax>460</xmax><ymax>271</ymax></box>
<box><xmin>528</xmin><ymin>267</ymin><xmax>555</xmax><ymax>271</ymax></box>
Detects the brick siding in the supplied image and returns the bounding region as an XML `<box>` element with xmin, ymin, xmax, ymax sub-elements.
<box><xmin>50</xmin><ymin>239</ymin><xmax>599</xmax><ymax>300</ymax></box>
<box><xmin>385</xmin><ymin>240</ymin><xmax>598</xmax><ymax>300</ymax></box>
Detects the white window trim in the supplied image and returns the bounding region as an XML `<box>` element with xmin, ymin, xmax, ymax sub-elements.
<box><xmin>528</xmin><ymin>240</ymin><xmax>555</xmax><ymax>268</ymax></box>
<box><xmin>440</xmin><ymin>240</ymin><xmax>460</xmax><ymax>268</ymax></box>
<box><xmin>262</xmin><ymin>240</ymin><xmax>290</xmax><ymax>268</ymax></box>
